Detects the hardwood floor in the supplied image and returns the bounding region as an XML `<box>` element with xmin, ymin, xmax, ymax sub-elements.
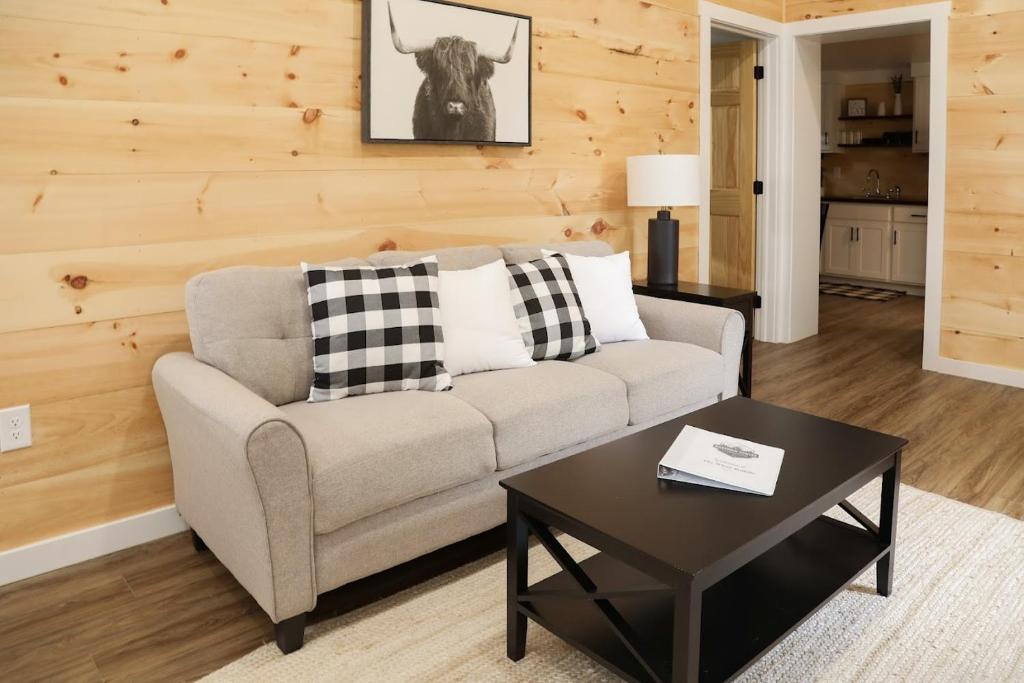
<box><xmin>1</xmin><ymin>293</ymin><xmax>1021</xmax><ymax>682</ymax></box>
<box><xmin>754</xmin><ymin>294</ymin><xmax>1024</xmax><ymax>521</ymax></box>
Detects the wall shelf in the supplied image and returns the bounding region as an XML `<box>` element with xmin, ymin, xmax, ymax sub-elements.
<box><xmin>838</xmin><ymin>114</ymin><xmax>912</xmax><ymax>121</ymax></box>
<box><xmin>837</xmin><ymin>143</ymin><xmax>912</xmax><ymax>149</ymax></box>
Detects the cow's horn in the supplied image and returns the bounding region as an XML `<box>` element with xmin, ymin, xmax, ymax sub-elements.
<box><xmin>480</xmin><ymin>21</ymin><xmax>519</xmax><ymax>64</ymax></box>
<box><xmin>388</xmin><ymin>2</ymin><xmax>431</xmax><ymax>54</ymax></box>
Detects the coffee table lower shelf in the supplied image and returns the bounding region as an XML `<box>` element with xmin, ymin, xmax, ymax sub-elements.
<box><xmin>517</xmin><ymin>516</ymin><xmax>889</xmax><ymax>683</ymax></box>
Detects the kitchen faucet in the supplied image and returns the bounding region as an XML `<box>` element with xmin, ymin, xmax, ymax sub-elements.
<box><xmin>865</xmin><ymin>169</ymin><xmax>882</xmax><ymax>198</ymax></box>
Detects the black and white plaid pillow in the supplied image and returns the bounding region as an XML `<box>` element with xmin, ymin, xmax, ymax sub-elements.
<box><xmin>507</xmin><ymin>254</ymin><xmax>599</xmax><ymax>361</ymax></box>
<box><xmin>302</xmin><ymin>256</ymin><xmax>452</xmax><ymax>401</ymax></box>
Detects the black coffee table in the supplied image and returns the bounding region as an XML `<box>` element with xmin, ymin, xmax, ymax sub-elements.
<box><xmin>500</xmin><ymin>397</ymin><xmax>906</xmax><ymax>683</ymax></box>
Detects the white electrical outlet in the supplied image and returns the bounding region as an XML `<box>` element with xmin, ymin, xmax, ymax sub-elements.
<box><xmin>0</xmin><ymin>404</ymin><xmax>32</xmax><ymax>452</ymax></box>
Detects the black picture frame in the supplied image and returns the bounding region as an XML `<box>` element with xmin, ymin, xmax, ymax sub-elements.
<box><xmin>361</xmin><ymin>0</ymin><xmax>532</xmax><ymax>147</ymax></box>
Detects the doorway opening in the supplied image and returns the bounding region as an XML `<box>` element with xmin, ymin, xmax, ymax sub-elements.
<box><xmin>782</xmin><ymin>5</ymin><xmax>950</xmax><ymax>383</ymax></box>
<box><xmin>815</xmin><ymin>23</ymin><xmax>932</xmax><ymax>354</ymax></box>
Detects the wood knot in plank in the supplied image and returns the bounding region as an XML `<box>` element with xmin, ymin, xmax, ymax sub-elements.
<box><xmin>378</xmin><ymin>239</ymin><xmax>397</xmax><ymax>252</ymax></box>
<box><xmin>174</xmin><ymin>48</ymin><xmax>187</xmax><ymax>60</ymax></box>
<box><xmin>590</xmin><ymin>218</ymin><xmax>612</xmax><ymax>236</ymax></box>
<box><xmin>63</xmin><ymin>274</ymin><xmax>89</xmax><ymax>290</ymax></box>
<box><xmin>303</xmin><ymin>108</ymin><xmax>322</xmax><ymax>124</ymax></box>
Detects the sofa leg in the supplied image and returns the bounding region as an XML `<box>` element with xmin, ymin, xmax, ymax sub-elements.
<box><xmin>275</xmin><ymin>613</ymin><xmax>307</xmax><ymax>654</ymax></box>
<box><xmin>190</xmin><ymin>529</ymin><xmax>209</xmax><ymax>553</ymax></box>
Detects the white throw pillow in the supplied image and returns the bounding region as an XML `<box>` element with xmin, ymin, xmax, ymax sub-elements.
<box><xmin>438</xmin><ymin>259</ymin><xmax>536</xmax><ymax>377</ymax></box>
<box><xmin>542</xmin><ymin>249</ymin><xmax>648</xmax><ymax>344</ymax></box>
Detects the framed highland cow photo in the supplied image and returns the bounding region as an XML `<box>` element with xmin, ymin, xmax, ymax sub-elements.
<box><xmin>362</xmin><ymin>0</ymin><xmax>532</xmax><ymax>146</ymax></box>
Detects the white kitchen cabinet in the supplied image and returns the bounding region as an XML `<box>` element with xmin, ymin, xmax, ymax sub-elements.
<box><xmin>892</xmin><ymin>223</ymin><xmax>928</xmax><ymax>285</ymax></box>
<box><xmin>823</xmin><ymin>221</ymin><xmax>857</xmax><ymax>275</ymax></box>
<box><xmin>913</xmin><ymin>76</ymin><xmax>930</xmax><ymax>153</ymax></box>
<box><xmin>821</xmin><ymin>202</ymin><xmax>926</xmax><ymax>285</ymax></box>
<box><xmin>821</xmin><ymin>218</ymin><xmax>892</xmax><ymax>282</ymax></box>
<box><xmin>856</xmin><ymin>221</ymin><xmax>892</xmax><ymax>281</ymax></box>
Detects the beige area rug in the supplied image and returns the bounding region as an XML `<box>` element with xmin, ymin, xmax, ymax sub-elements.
<box><xmin>205</xmin><ymin>484</ymin><xmax>1024</xmax><ymax>682</ymax></box>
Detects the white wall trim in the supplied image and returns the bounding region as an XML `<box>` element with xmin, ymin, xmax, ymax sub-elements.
<box><xmin>927</xmin><ymin>356</ymin><xmax>1024</xmax><ymax>390</ymax></box>
<box><xmin>699</xmin><ymin>2</ymin><xmax>786</xmax><ymax>342</ymax></box>
<box><xmin>0</xmin><ymin>505</ymin><xmax>187</xmax><ymax>587</ymax></box>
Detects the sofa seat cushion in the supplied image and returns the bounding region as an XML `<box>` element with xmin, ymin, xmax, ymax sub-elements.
<box><xmin>573</xmin><ymin>340</ymin><xmax>725</xmax><ymax>425</ymax></box>
<box><xmin>280</xmin><ymin>391</ymin><xmax>496</xmax><ymax>534</ymax></box>
<box><xmin>451</xmin><ymin>361</ymin><xmax>628</xmax><ymax>470</ymax></box>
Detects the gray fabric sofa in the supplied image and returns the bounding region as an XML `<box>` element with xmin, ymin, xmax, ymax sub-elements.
<box><xmin>152</xmin><ymin>242</ymin><xmax>745</xmax><ymax>652</ymax></box>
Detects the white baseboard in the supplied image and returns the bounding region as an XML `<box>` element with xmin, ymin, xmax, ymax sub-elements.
<box><xmin>0</xmin><ymin>505</ymin><xmax>188</xmax><ymax>587</ymax></box>
<box><xmin>925</xmin><ymin>355</ymin><xmax>1024</xmax><ymax>390</ymax></box>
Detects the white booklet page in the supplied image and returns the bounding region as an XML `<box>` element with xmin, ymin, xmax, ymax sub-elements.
<box><xmin>657</xmin><ymin>426</ymin><xmax>784</xmax><ymax>496</ymax></box>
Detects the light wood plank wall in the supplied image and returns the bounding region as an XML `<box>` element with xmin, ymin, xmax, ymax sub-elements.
<box><xmin>0</xmin><ymin>0</ymin><xmax>802</xmax><ymax>551</ymax></box>
<box><xmin>787</xmin><ymin>0</ymin><xmax>1024</xmax><ymax>372</ymax></box>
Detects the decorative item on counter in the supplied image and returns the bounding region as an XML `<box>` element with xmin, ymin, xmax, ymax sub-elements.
<box><xmin>877</xmin><ymin>101</ymin><xmax>887</xmax><ymax>116</ymax></box>
<box><xmin>891</xmin><ymin>74</ymin><xmax>904</xmax><ymax>116</ymax></box>
<box><xmin>847</xmin><ymin>98</ymin><xmax>867</xmax><ymax>117</ymax></box>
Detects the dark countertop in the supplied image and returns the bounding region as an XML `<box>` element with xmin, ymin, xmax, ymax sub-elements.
<box><xmin>823</xmin><ymin>196</ymin><xmax>928</xmax><ymax>207</ymax></box>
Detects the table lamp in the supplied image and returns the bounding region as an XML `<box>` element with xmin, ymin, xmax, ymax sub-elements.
<box><xmin>627</xmin><ymin>154</ymin><xmax>700</xmax><ymax>286</ymax></box>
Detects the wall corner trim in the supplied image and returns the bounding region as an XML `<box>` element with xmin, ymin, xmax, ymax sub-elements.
<box><xmin>0</xmin><ymin>505</ymin><xmax>188</xmax><ymax>587</ymax></box>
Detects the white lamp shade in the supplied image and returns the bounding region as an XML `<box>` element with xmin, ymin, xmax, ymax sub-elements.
<box><xmin>627</xmin><ymin>154</ymin><xmax>701</xmax><ymax>208</ymax></box>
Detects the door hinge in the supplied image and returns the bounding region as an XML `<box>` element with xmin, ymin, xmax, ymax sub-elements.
<box><xmin>754</xmin><ymin>65</ymin><xmax>765</xmax><ymax>80</ymax></box>
<box><xmin>753</xmin><ymin>180</ymin><xmax>764</xmax><ymax>195</ymax></box>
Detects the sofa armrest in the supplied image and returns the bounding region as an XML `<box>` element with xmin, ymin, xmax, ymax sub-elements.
<box><xmin>152</xmin><ymin>352</ymin><xmax>315</xmax><ymax>622</ymax></box>
<box><xmin>635</xmin><ymin>295</ymin><xmax>745</xmax><ymax>399</ymax></box>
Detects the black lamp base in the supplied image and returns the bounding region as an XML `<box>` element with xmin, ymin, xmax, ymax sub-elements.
<box><xmin>647</xmin><ymin>209</ymin><xmax>679</xmax><ymax>287</ymax></box>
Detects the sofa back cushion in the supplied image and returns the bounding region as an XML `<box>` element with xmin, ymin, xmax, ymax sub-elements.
<box><xmin>185</xmin><ymin>259</ymin><xmax>368</xmax><ymax>406</ymax></box>
<box><xmin>367</xmin><ymin>245</ymin><xmax>502</xmax><ymax>271</ymax></box>
<box><xmin>182</xmin><ymin>242</ymin><xmax>610</xmax><ymax>405</ymax></box>
<box><xmin>500</xmin><ymin>241</ymin><xmax>613</xmax><ymax>264</ymax></box>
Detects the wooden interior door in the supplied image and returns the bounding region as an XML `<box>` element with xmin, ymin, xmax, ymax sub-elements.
<box><xmin>710</xmin><ymin>39</ymin><xmax>758</xmax><ymax>290</ymax></box>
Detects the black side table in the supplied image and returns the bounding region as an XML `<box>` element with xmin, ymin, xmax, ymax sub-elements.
<box><xmin>634</xmin><ymin>281</ymin><xmax>759</xmax><ymax>398</ymax></box>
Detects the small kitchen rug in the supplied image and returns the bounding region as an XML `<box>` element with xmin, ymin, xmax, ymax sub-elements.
<box><xmin>820</xmin><ymin>282</ymin><xmax>904</xmax><ymax>302</ymax></box>
<box><xmin>204</xmin><ymin>484</ymin><xmax>1024</xmax><ymax>682</ymax></box>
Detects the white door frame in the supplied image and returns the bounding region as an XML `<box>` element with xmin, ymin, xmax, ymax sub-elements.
<box><xmin>787</xmin><ymin>4</ymin><xmax>955</xmax><ymax>366</ymax></box>
<box><xmin>698</xmin><ymin>2</ymin><xmax>785</xmax><ymax>343</ymax></box>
